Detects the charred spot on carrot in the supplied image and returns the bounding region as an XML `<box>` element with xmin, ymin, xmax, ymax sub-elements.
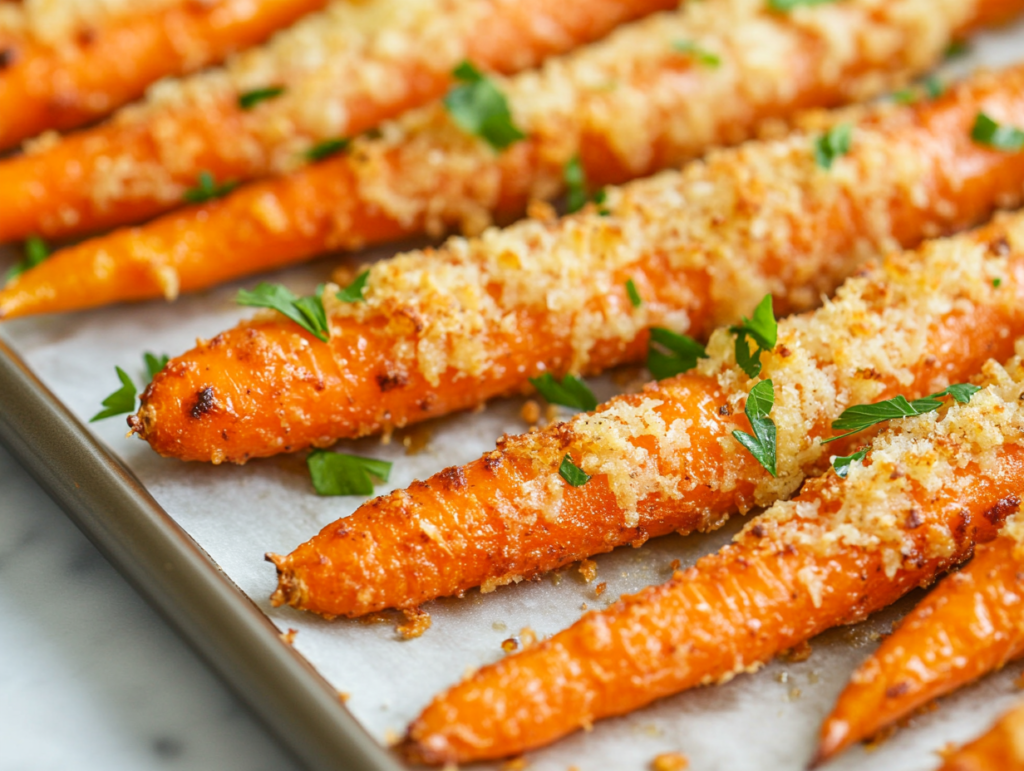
<box><xmin>190</xmin><ymin>387</ymin><xmax>216</xmax><ymax>419</ymax></box>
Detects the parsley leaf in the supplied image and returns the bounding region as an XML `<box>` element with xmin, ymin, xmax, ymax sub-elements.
<box><xmin>307</xmin><ymin>449</ymin><xmax>392</xmax><ymax>496</ymax></box>
<box><xmin>238</xmin><ymin>86</ymin><xmax>285</xmax><ymax>110</ymax></box>
<box><xmin>564</xmin><ymin>155</ymin><xmax>589</xmax><ymax>213</ymax></box>
<box><xmin>144</xmin><ymin>352</ymin><xmax>169</xmax><ymax>381</ymax></box>
<box><xmin>971</xmin><ymin>112</ymin><xmax>1024</xmax><ymax>153</ymax></box>
<box><xmin>832</xmin><ymin>446</ymin><xmax>869</xmax><ymax>478</ymax></box>
<box><xmin>893</xmin><ymin>76</ymin><xmax>944</xmax><ymax>105</ymax></box>
<box><xmin>729</xmin><ymin>294</ymin><xmax>777</xmax><ymax>378</ymax></box>
<box><xmin>336</xmin><ymin>270</ymin><xmax>370</xmax><ymax>303</ymax></box>
<box><xmin>647</xmin><ymin>327</ymin><xmax>707</xmax><ymax>380</ymax></box>
<box><xmin>183</xmin><ymin>171</ymin><xmax>238</xmax><ymax>204</ymax></box>
<box><xmin>444</xmin><ymin>61</ymin><xmax>525</xmax><ymax>151</ymax></box>
<box><xmin>768</xmin><ymin>0</ymin><xmax>840</xmax><ymax>10</ymax></box>
<box><xmin>529</xmin><ymin>373</ymin><xmax>597</xmax><ymax>412</ymax></box>
<box><xmin>237</xmin><ymin>283</ymin><xmax>330</xmax><ymax>342</ymax></box>
<box><xmin>994</xmin><ymin>277</ymin><xmax>1004</xmax><ymax>288</ymax></box>
<box><xmin>306</xmin><ymin>137</ymin><xmax>350</xmax><ymax>162</ymax></box>
<box><xmin>933</xmin><ymin>383</ymin><xmax>982</xmax><ymax>404</ymax></box>
<box><xmin>945</xmin><ymin>40</ymin><xmax>970</xmax><ymax>58</ymax></box>
<box><xmin>814</xmin><ymin>123</ymin><xmax>853</xmax><ymax>169</ymax></box>
<box><xmin>91</xmin><ymin>367</ymin><xmax>138</xmax><ymax>422</ymax></box>
<box><xmin>626</xmin><ymin>278</ymin><xmax>643</xmax><ymax>308</ymax></box>
<box><xmin>672</xmin><ymin>40</ymin><xmax>721</xmax><ymax>68</ymax></box>
<box><xmin>558</xmin><ymin>454</ymin><xmax>591</xmax><ymax>487</ymax></box>
<box><xmin>732</xmin><ymin>379</ymin><xmax>777</xmax><ymax>477</ymax></box>
<box><xmin>5</xmin><ymin>235</ymin><xmax>50</xmax><ymax>282</ymax></box>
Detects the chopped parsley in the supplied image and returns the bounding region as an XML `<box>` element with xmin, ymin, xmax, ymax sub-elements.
<box><xmin>529</xmin><ymin>373</ymin><xmax>597</xmax><ymax>412</ymax></box>
<box><xmin>831</xmin><ymin>446</ymin><xmax>869</xmax><ymax>478</ymax></box>
<box><xmin>767</xmin><ymin>0</ymin><xmax>840</xmax><ymax>10</ymax></box>
<box><xmin>672</xmin><ymin>40</ymin><xmax>721</xmax><ymax>68</ymax></box>
<box><xmin>729</xmin><ymin>294</ymin><xmax>777</xmax><ymax>378</ymax></box>
<box><xmin>306</xmin><ymin>137</ymin><xmax>350</xmax><ymax>162</ymax></box>
<box><xmin>307</xmin><ymin>449</ymin><xmax>392</xmax><ymax>496</ymax></box>
<box><xmin>5</xmin><ymin>235</ymin><xmax>49</xmax><ymax>283</ymax></box>
<box><xmin>144</xmin><ymin>352</ymin><xmax>169</xmax><ymax>381</ymax></box>
<box><xmin>821</xmin><ymin>383</ymin><xmax>981</xmax><ymax>445</ymax></box>
<box><xmin>558</xmin><ymin>454</ymin><xmax>591</xmax><ymax>487</ymax></box>
<box><xmin>444</xmin><ymin>61</ymin><xmax>525</xmax><ymax>151</ymax></box>
<box><xmin>971</xmin><ymin>112</ymin><xmax>1024</xmax><ymax>153</ymax></box>
<box><xmin>564</xmin><ymin>155</ymin><xmax>588</xmax><ymax>213</ymax></box>
<box><xmin>625</xmin><ymin>278</ymin><xmax>643</xmax><ymax>308</ymax></box>
<box><xmin>994</xmin><ymin>277</ymin><xmax>1004</xmax><ymax>288</ymax></box>
<box><xmin>945</xmin><ymin>40</ymin><xmax>970</xmax><ymax>58</ymax></box>
<box><xmin>183</xmin><ymin>171</ymin><xmax>238</xmax><ymax>204</ymax></box>
<box><xmin>893</xmin><ymin>76</ymin><xmax>944</xmax><ymax>105</ymax></box>
<box><xmin>238</xmin><ymin>86</ymin><xmax>285</xmax><ymax>110</ymax></box>
<box><xmin>336</xmin><ymin>270</ymin><xmax>370</xmax><ymax>303</ymax></box>
<box><xmin>647</xmin><ymin>327</ymin><xmax>707</xmax><ymax>380</ymax></box>
<box><xmin>91</xmin><ymin>367</ymin><xmax>137</xmax><ymax>422</ymax></box>
<box><xmin>814</xmin><ymin>123</ymin><xmax>853</xmax><ymax>169</ymax></box>
<box><xmin>236</xmin><ymin>283</ymin><xmax>329</xmax><ymax>342</ymax></box>
<box><xmin>732</xmin><ymin>379</ymin><xmax>777</xmax><ymax>477</ymax></box>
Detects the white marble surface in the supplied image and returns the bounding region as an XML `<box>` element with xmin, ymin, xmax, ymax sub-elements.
<box><xmin>0</xmin><ymin>442</ymin><xmax>304</xmax><ymax>771</ymax></box>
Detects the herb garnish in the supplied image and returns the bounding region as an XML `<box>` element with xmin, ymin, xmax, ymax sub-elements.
<box><xmin>732</xmin><ymin>379</ymin><xmax>777</xmax><ymax>476</ymax></box>
<box><xmin>945</xmin><ymin>40</ymin><xmax>970</xmax><ymax>58</ymax></box>
<box><xmin>238</xmin><ymin>86</ymin><xmax>285</xmax><ymax>110</ymax></box>
<box><xmin>307</xmin><ymin>449</ymin><xmax>392</xmax><ymax>496</ymax></box>
<box><xmin>626</xmin><ymin>278</ymin><xmax>643</xmax><ymax>308</ymax></box>
<box><xmin>672</xmin><ymin>40</ymin><xmax>721</xmax><ymax>68</ymax></box>
<box><xmin>336</xmin><ymin>270</ymin><xmax>370</xmax><ymax>303</ymax></box>
<box><xmin>144</xmin><ymin>352</ymin><xmax>169</xmax><ymax>380</ymax></box>
<box><xmin>91</xmin><ymin>352</ymin><xmax>169</xmax><ymax>422</ymax></box>
<box><xmin>558</xmin><ymin>454</ymin><xmax>591</xmax><ymax>487</ymax></box>
<box><xmin>183</xmin><ymin>171</ymin><xmax>238</xmax><ymax>204</ymax></box>
<box><xmin>647</xmin><ymin>327</ymin><xmax>707</xmax><ymax>380</ymax></box>
<box><xmin>5</xmin><ymin>235</ymin><xmax>49</xmax><ymax>282</ymax></box>
<box><xmin>529</xmin><ymin>373</ymin><xmax>598</xmax><ymax>412</ymax></box>
<box><xmin>893</xmin><ymin>76</ymin><xmax>944</xmax><ymax>105</ymax></box>
<box><xmin>821</xmin><ymin>383</ymin><xmax>981</xmax><ymax>445</ymax></box>
<box><xmin>564</xmin><ymin>155</ymin><xmax>588</xmax><ymax>213</ymax></box>
<box><xmin>729</xmin><ymin>294</ymin><xmax>777</xmax><ymax>378</ymax></box>
<box><xmin>971</xmin><ymin>112</ymin><xmax>1024</xmax><ymax>153</ymax></box>
<box><xmin>814</xmin><ymin>123</ymin><xmax>853</xmax><ymax>169</ymax></box>
<box><xmin>306</xmin><ymin>137</ymin><xmax>350</xmax><ymax>162</ymax></box>
<box><xmin>767</xmin><ymin>0</ymin><xmax>840</xmax><ymax>10</ymax></box>
<box><xmin>237</xmin><ymin>283</ymin><xmax>330</xmax><ymax>342</ymax></box>
<box><xmin>831</xmin><ymin>446</ymin><xmax>869</xmax><ymax>478</ymax></box>
<box><xmin>444</xmin><ymin>61</ymin><xmax>525</xmax><ymax>151</ymax></box>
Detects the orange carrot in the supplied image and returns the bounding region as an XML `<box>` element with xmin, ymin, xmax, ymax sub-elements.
<box><xmin>814</xmin><ymin>522</ymin><xmax>1024</xmax><ymax>765</ymax></box>
<box><xmin>402</xmin><ymin>358</ymin><xmax>1024</xmax><ymax>763</ymax></box>
<box><xmin>267</xmin><ymin>213</ymin><xmax>1024</xmax><ymax>619</ymax></box>
<box><xmin>126</xmin><ymin>64</ymin><xmax>1024</xmax><ymax>464</ymax></box>
<box><xmin>0</xmin><ymin>0</ymin><xmax>676</xmax><ymax>242</ymax></box>
<box><xmin>937</xmin><ymin>701</ymin><xmax>1024</xmax><ymax>771</ymax></box>
<box><xmin>0</xmin><ymin>0</ymin><xmax>326</xmax><ymax>150</ymax></box>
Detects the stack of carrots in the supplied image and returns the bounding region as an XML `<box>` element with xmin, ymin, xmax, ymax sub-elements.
<box><xmin>9</xmin><ymin>0</ymin><xmax>1024</xmax><ymax>767</ymax></box>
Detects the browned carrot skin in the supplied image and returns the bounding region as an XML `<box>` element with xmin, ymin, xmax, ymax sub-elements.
<box><xmin>126</xmin><ymin>65</ymin><xmax>1024</xmax><ymax>466</ymax></box>
<box><xmin>268</xmin><ymin>221</ymin><xmax>1024</xmax><ymax>619</ymax></box>
<box><xmin>0</xmin><ymin>0</ymin><xmax>326</xmax><ymax>150</ymax></box>
<box><xmin>938</xmin><ymin>701</ymin><xmax>1024</xmax><ymax>771</ymax></box>
<box><xmin>402</xmin><ymin>448</ymin><xmax>1024</xmax><ymax>764</ymax></box>
<box><xmin>814</xmin><ymin>532</ymin><xmax>1024</xmax><ymax>765</ymax></box>
<box><xmin>0</xmin><ymin>0</ymin><xmax>677</xmax><ymax>242</ymax></box>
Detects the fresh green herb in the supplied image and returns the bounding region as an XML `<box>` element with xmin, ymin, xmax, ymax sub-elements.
<box><xmin>729</xmin><ymin>294</ymin><xmax>777</xmax><ymax>378</ymax></box>
<box><xmin>625</xmin><ymin>278</ymin><xmax>642</xmax><ymax>308</ymax></box>
<box><xmin>558</xmin><ymin>454</ymin><xmax>591</xmax><ymax>487</ymax></box>
<box><xmin>91</xmin><ymin>367</ymin><xmax>138</xmax><ymax>422</ymax></box>
<box><xmin>893</xmin><ymin>76</ymin><xmax>945</xmax><ymax>105</ymax></box>
<box><xmin>236</xmin><ymin>283</ymin><xmax>329</xmax><ymax>342</ymax></box>
<box><xmin>5</xmin><ymin>235</ymin><xmax>50</xmax><ymax>282</ymax></box>
<box><xmin>831</xmin><ymin>446</ymin><xmax>869</xmax><ymax>478</ymax></box>
<box><xmin>821</xmin><ymin>383</ymin><xmax>981</xmax><ymax>444</ymax></box>
<box><xmin>994</xmin><ymin>277</ymin><xmax>1004</xmax><ymax>288</ymax></box>
<box><xmin>924</xmin><ymin>76</ymin><xmax>945</xmax><ymax>100</ymax></box>
<box><xmin>306</xmin><ymin>137</ymin><xmax>350</xmax><ymax>162</ymax></box>
<box><xmin>672</xmin><ymin>40</ymin><xmax>721</xmax><ymax>68</ymax></box>
<box><xmin>647</xmin><ymin>327</ymin><xmax>707</xmax><ymax>380</ymax></box>
<box><xmin>238</xmin><ymin>86</ymin><xmax>285</xmax><ymax>110</ymax></box>
<box><xmin>336</xmin><ymin>270</ymin><xmax>370</xmax><ymax>303</ymax></box>
<box><xmin>529</xmin><ymin>373</ymin><xmax>597</xmax><ymax>412</ymax></box>
<box><xmin>767</xmin><ymin>0</ymin><xmax>839</xmax><ymax>10</ymax></box>
<box><xmin>731</xmin><ymin>379</ymin><xmax>777</xmax><ymax>477</ymax></box>
<box><xmin>144</xmin><ymin>352</ymin><xmax>169</xmax><ymax>381</ymax></box>
<box><xmin>443</xmin><ymin>61</ymin><xmax>525</xmax><ymax>151</ymax></box>
<box><xmin>945</xmin><ymin>40</ymin><xmax>970</xmax><ymax>58</ymax></box>
<box><xmin>813</xmin><ymin>123</ymin><xmax>853</xmax><ymax>169</ymax></box>
<box><xmin>307</xmin><ymin>449</ymin><xmax>392</xmax><ymax>496</ymax></box>
<box><xmin>183</xmin><ymin>171</ymin><xmax>238</xmax><ymax>204</ymax></box>
<box><xmin>971</xmin><ymin>112</ymin><xmax>1024</xmax><ymax>153</ymax></box>
<box><xmin>564</xmin><ymin>155</ymin><xmax>588</xmax><ymax>213</ymax></box>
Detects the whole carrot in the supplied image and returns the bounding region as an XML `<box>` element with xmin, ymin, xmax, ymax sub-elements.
<box><xmin>0</xmin><ymin>0</ymin><xmax>677</xmax><ymax>242</ymax></box>
<box><xmin>0</xmin><ymin>0</ymin><xmax>1009</xmax><ymax>284</ymax></box>
<box><xmin>128</xmin><ymin>64</ymin><xmax>1024</xmax><ymax>464</ymax></box>
<box><xmin>403</xmin><ymin>357</ymin><xmax>1024</xmax><ymax>763</ymax></box>
<box><xmin>937</xmin><ymin>701</ymin><xmax>1024</xmax><ymax>771</ymax></box>
<box><xmin>813</xmin><ymin>519</ymin><xmax>1024</xmax><ymax>765</ymax></box>
<box><xmin>0</xmin><ymin>0</ymin><xmax>326</xmax><ymax>150</ymax></box>
<box><xmin>268</xmin><ymin>213</ymin><xmax>1024</xmax><ymax>619</ymax></box>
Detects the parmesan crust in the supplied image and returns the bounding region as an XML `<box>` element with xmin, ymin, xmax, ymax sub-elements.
<box><xmin>0</xmin><ymin>0</ymin><xmax>186</xmax><ymax>45</ymax></box>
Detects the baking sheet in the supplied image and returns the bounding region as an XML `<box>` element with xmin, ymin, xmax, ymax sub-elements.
<box><xmin>5</xmin><ymin>21</ymin><xmax>1024</xmax><ymax>770</ymax></box>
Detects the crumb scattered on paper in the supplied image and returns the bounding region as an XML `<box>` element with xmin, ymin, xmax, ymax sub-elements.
<box><xmin>579</xmin><ymin>559</ymin><xmax>598</xmax><ymax>583</ymax></box>
<box><xmin>780</xmin><ymin>640</ymin><xmax>812</xmax><ymax>663</ymax></box>
<box><xmin>651</xmin><ymin>752</ymin><xmax>689</xmax><ymax>771</ymax></box>
<box><xmin>595</xmin><ymin>582</ymin><xmax>607</xmax><ymax>597</ymax></box>
<box><xmin>280</xmin><ymin>628</ymin><xmax>298</xmax><ymax>645</ymax></box>
<box><xmin>502</xmin><ymin>637</ymin><xmax>520</xmax><ymax>653</ymax></box>
<box><xmin>521</xmin><ymin>400</ymin><xmax>542</xmax><ymax>426</ymax></box>
<box><xmin>396</xmin><ymin>608</ymin><xmax>432</xmax><ymax>639</ymax></box>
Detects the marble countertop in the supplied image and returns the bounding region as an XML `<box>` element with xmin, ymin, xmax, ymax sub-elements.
<box><xmin>0</xmin><ymin>442</ymin><xmax>305</xmax><ymax>771</ymax></box>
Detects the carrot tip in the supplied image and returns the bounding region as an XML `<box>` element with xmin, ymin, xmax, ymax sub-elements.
<box><xmin>810</xmin><ymin>720</ymin><xmax>851</xmax><ymax>768</ymax></box>
<box><xmin>267</xmin><ymin>553</ymin><xmax>306</xmax><ymax>608</ymax></box>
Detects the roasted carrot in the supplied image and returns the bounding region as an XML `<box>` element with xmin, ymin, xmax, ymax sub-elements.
<box><xmin>0</xmin><ymin>0</ymin><xmax>326</xmax><ymax>150</ymax></box>
<box><xmin>814</xmin><ymin>518</ymin><xmax>1024</xmax><ymax>765</ymax></box>
<box><xmin>267</xmin><ymin>213</ymin><xmax>1024</xmax><ymax>619</ymax></box>
<box><xmin>937</xmin><ymin>701</ymin><xmax>1024</xmax><ymax>771</ymax></box>
<box><xmin>402</xmin><ymin>357</ymin><xmax>1024</xmax><ymax>763</ymax></box>
<box><xmin>0</xmin><ymin>0</ymin><xmax>677</xmax><ymax>242</ymax></box>
<box><xmin>127</xmin><ymin>64</ymin><xmax>1024</xmax><ymax>464</ymax></box>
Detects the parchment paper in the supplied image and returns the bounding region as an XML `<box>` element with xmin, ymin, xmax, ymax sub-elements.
<box><xmin>5</xmin><ymin>22</ymin><xmax>1024</xmax><ymax>770</ymax></box>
